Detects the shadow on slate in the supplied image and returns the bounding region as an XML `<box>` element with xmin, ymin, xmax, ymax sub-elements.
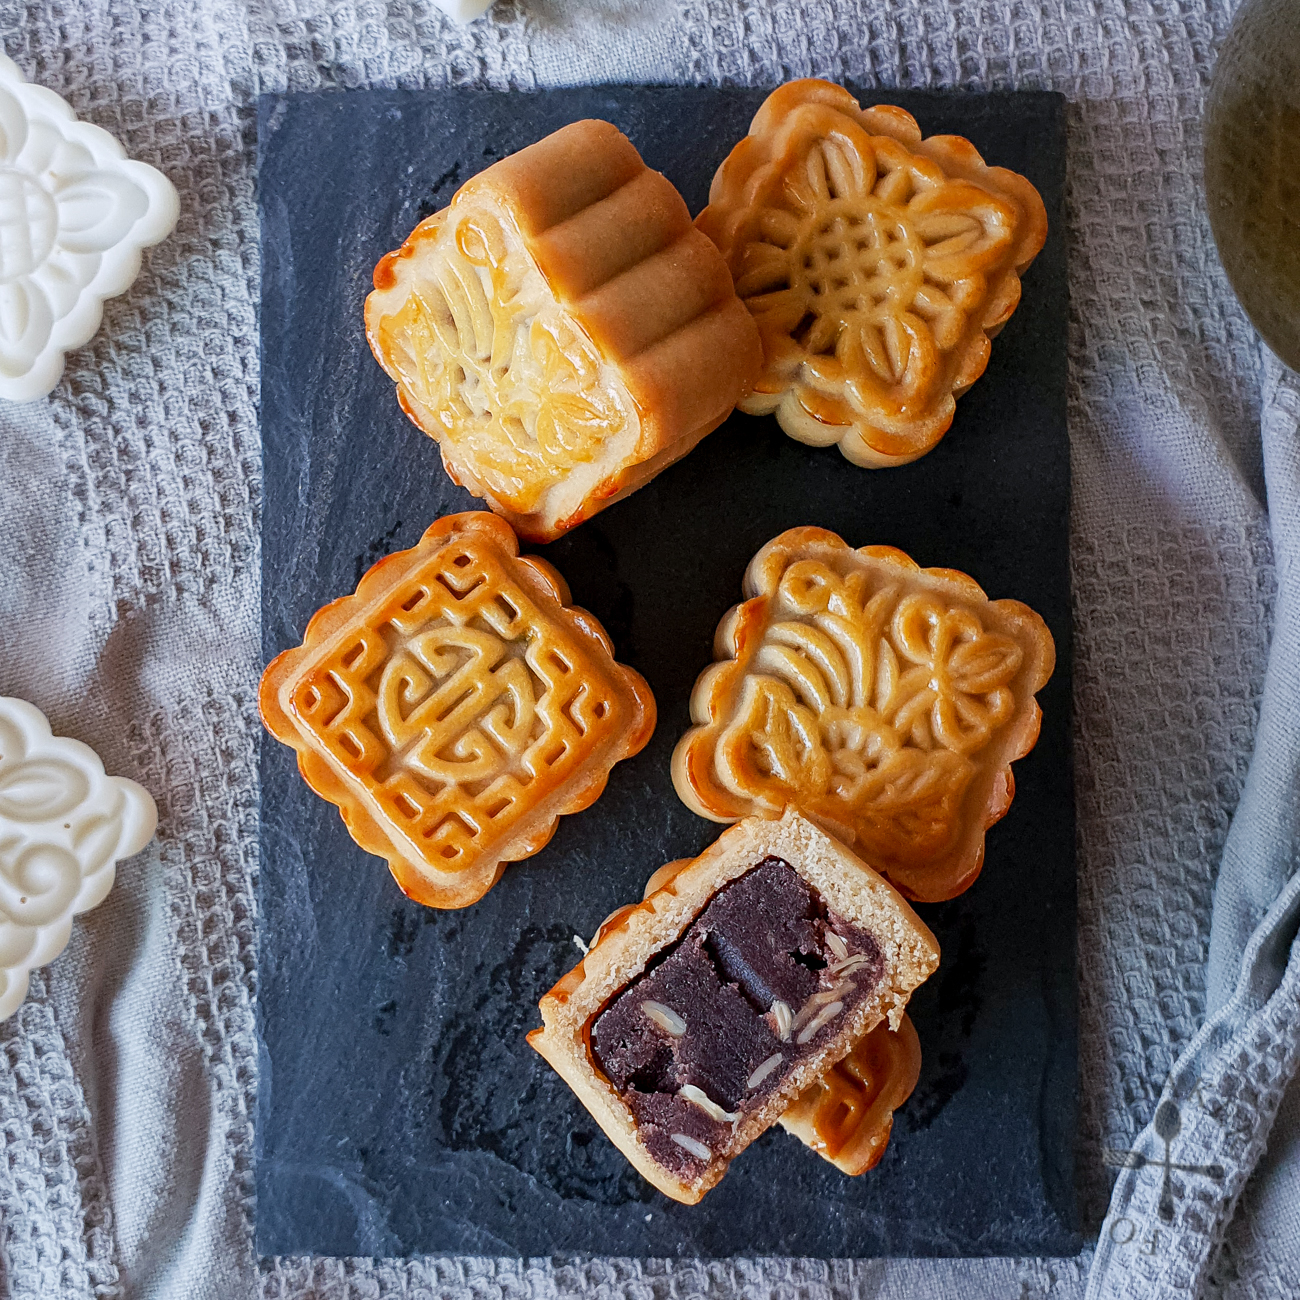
<box><xmin>256</xmin><ymin>84</ymin><xmax>1078</xmax><ymax>1260</ymax></box>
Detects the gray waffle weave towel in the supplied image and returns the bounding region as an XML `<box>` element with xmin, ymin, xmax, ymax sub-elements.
<box><xmin>0</xmin><ymin>2</ymin><xmax>1296</xmax><ymax>1298</ymax></box>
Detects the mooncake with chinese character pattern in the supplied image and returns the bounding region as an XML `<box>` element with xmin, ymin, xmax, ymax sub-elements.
<box><xmin>696</xmin><ymin>79</ymin><xmax>1047</xmax><ymax>467</ymax></box>
<box><xmin>366</xmin><ymin>120</ymin><xmax>762</xmax><ymax>542</ymax></box>
<box><xmin>672</xmin><ymin>526</ymin><xmax>1054</xmax><ymax>902</ymax></box>
<box><xmin>259</xmin><ymin>512</ymin><xmax>655</xmax><ymax>908</ymax></box>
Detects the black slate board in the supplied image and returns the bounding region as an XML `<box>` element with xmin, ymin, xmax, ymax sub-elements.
<box><xmin>257</xmin><ymin>84</ymin><xmax>1077</xmax><ymax>1260</ymax></box>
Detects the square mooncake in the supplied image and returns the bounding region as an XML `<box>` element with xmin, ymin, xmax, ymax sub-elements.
<box><xmin>259</xmin><ymin>512</ymin><xmax>655</xmax><ymax>908</ymax></box>
<box><xmin>672</xmin><ymin>526</ymin><xmax>1055</xmax><ymax>902</ymax></box>
<box><xmin>528</xmin><ymin>809</ymin><xmax>938</xmax><ymax>1204</ymax></box>
<box><xmin>697</xmin><ymin>79</ymin><xmax>1047</xmax><ymax>467</ymax></box>
<box><xmin>365</xmin><ymin>120</ymin><xmax>762</xmax><ymax>542</ymax></box>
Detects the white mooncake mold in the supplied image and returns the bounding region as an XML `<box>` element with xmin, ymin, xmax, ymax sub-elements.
<box><xmin>434</xmin><ymin>0</ymin><xmax>494</xmax><ymax>20</ymax></box>
<box><xmin>0</xmin><ymin>697</ymin><xmax>157</xmax><ymax>1019</ymax></box>
<box><xmin>0</xmin><ymin>53</ymin><xmax>179</xmax><ymax>402</ymax></box>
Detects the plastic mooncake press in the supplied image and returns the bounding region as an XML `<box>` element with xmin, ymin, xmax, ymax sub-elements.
<box><xmin>0</xmin><ymin>698</ymin><xmax>157</xmax><ymax>1019</ymax></box>
<box><xmin>433</xmin><ymin>0</ymin><xmax>495</xmax><ymax>19</ymax></box>
<box><xmin>0</xmin><ymin>53</ymin><xmax>179</xmax><ymax>402</ymax></box>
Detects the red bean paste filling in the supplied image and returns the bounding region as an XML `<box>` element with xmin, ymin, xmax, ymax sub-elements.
<box><xmin>589</xmin><ymin>856</ymin><xmax>883</xmax><ymax>1178</ymax></box>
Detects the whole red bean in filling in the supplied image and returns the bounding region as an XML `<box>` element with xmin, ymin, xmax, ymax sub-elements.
<box><xmin>589</xmin><ymin>857</ymin><xmax>883</xmax><ymax>1178</ymax></box>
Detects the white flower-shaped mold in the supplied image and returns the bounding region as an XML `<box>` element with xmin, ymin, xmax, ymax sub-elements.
<box><xmin>0</xmin><ymin>53</ymin><xmax>179</xmax><ymax>402</ymax></box>
<box><xmin>434</xmin><ymin>0</ymin><xmax>494</xmax><ymax>21</ymax></box>
<box><xmin>0</xmin><ymin>698</ymin><xmax>157</xmax><ymax>1019</ymax></box>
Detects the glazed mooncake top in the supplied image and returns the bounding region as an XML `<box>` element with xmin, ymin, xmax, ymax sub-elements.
<box><xmin>365</xmin><ymin>120</ymin><xmax>760</xmax><ymax>541</ymax></box>
<box><xmin>673</xmin><ymin>526</ymin><xmax>1055</xmax><ymax>902</ymax></box>
<box><xmin>697</xmin><ymin>79</ymin><xmax>1047</xmax><ymax>467</ymax></box>
<box><xmin>259</xmin><ymin>512</ymin><xmax>655</xmax><ymax>909</ymax></box>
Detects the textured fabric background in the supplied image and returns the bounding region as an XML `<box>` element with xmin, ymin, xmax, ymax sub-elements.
<box><xmin>0</xmin><ymin>2</ymin><xmax>1296</xmax><ymax>1297</ymax></box>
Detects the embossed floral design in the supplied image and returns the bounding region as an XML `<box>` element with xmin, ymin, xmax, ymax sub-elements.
<box><xmin>0</xmin><ymin>698</ymin><xmax>156</xmax><ymax>1019</ymax></box>
<box><xmin>673</xmin><ymin>529</ymin><xmax>1055</xmax><ymax>902</ymax></box>
<box><xmin>698</xmin><ymin>81</ymin><xmax>1047</xmax><ymax>467</ymax></box>
<box><xmin>0</xmin><ymin>54</ymin><xmax>178</xmax><ymax>401</ymax></box>
<box><xmin>369</xmin><ymin>211</ymin><xmax>636</xmax><ymax>516</ymax></box>
<box><xmin>732</xmin><ymin>140</ymin><xmax>1017</xmax><ymax>440</ymax></box>
<box><xmin>887</xmin><ymin>594</ymin><xmax>1022</xmax><ymax>755</ymax></box>
<box><xmin>711</xmin><ymin>560</ymin><xmax>1022</xmax><ymax>867</ymax></box>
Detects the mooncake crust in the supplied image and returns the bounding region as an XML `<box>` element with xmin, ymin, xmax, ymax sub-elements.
<box><xmin>527</xmin><ymin>808</ymin><xmax>939</xmax><ymax>1204</ymax></box>
<box><xmin>259</xmin><ymin>511</ymin><xmax>655</xmax><ymax>908</ymax></box>
<box><xmin>779</xmin><ymin>1012</ymin><xmax>922</xmax><ymax>1175</ymax></box>
<box><xmin>672</xmin><ymin>526</ymin><xmax>1055</xmax><ymax>902</ymax></box>
<box><xmin>366</xmin><ymin>120</ymin><xmax>761</xmax><ymax>542</ymax></box>
<box><xmin>696</xmin><ymin>79</ymin><xmax>1048</xmax><ymax>467</ymax></box>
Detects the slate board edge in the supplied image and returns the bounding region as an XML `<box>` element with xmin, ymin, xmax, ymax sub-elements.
<box><xmin>255</xmin><ymin>83</ymin><xmax>1081</xmax><ymax>1261</ymax></box>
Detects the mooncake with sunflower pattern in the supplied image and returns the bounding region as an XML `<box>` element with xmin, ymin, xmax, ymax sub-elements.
<box><xmin>696</xmin><ymin>79</ymin><xmax>1048</xmax><ymax>467</ymax></box>
<box><xmin>259</xmin><ymin>512</ymin><xmax>655</xmax><ymax>909</ymax></box>
<box><xmin>365</xmin><ymin>120</ymin><xmax>762</xmax><ymax>542</ymax></box>
<box><xmin>672</xmin><ymin>527</ymin><xmax>1054</xmax><ymax>902</ymax></box>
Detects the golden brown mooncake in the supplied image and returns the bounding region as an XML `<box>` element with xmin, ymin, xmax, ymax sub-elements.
<box><xmin>365</xmin><ymin>120</ymin><xmax>762</xmax><ymax>543</ymax></box>
<box><xmin>258</xmin><ymin>512</ymin><xmax>655</xmax><ymax>909</ymax></box>
<box><xmin>779</xmin><ymin>1012</ymin><xmax>922</xmax><ymax>1176</ymax></box>
<box><xmin>672</xmin><ymin>527</ymin><xmax>1055</xmax><ymax>903</ymax></box>
<box><xmin>696</xmin><ymin>79</ymin><xmax>1048</xmax><ymax>467</ymax></box>
<box><xmin>527</xmin><ymin>809</ymin><xmax>939</xmax><ymax>1204</ymax></box>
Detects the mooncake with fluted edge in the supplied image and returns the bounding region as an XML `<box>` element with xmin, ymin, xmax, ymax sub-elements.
<box><xmin>672</xmin><ymin>526</ymin><xmax>1055</xmax><ymax>902</ymax></box>
<box><xmin>365</xmin><ymin>120</ymin><xmax>762</xmax><ymax>542</ymax></box>
<box><xmin>779</xmin><ymin>1012</ymin><xmax>922</xmax><ymax>1175</ymax></box>
<box><xmin>258</xmin><ymin>511</ymin><xmax>655</xmax><ymax>908</ymax></box>
<box><xmin>528</xmin><ymin>808</ymin><xmax>938</xmax><ymax>1204</ymax></box>
<box><xmin>696</xmin><ymin>79</ymin><xmax>1047</xmax><ymax>467</ymax></box>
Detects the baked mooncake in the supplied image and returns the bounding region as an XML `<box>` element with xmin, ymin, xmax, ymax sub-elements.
<box><xmin>259</xmin><ymin>512</ymin><xmax>655</xmax><ymax>908</ymax></box>
<box><xmin>672</xmin><ymin>527</ymin><xmax>1055</xmax><ymax>902</ymax></box>
<box><xmin>696</xmin><ymin>79</ymin><xmax>1048</xmax><ymax>467</ymax></box>
<box><xmin>620</xmin><ymin>849</ymin><xmax>922</xmax><ymax>1176</ymax></box>
<box><xmin>779</xmin><ymin>1012</ymin><xmax>921</xmax><ymax>1175</ymax></box>
<box><xmin>528</xmin><ymin>809</ymin><xmax>939</xmax><ymax>1204</ymax></box>
<box><xmin>365</xmin><ymin>120</ymin><xmax>762</xmax><ymax>543</ymax></box>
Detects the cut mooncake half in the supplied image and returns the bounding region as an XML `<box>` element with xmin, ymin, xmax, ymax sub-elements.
<box><xmin>672</xmin><ymin>526</ymin><xmax>1055</xmax><ymax>902</ymax></box>
<box><xmin>365</xmin><ymin>119</ymin><xmax>762</xmax><ymax>542</ymax></box>
<box><xmin>627</xmin><ymin>849</ymin><xmax>923</xmax><ymax>1177</ymax></box>
<box><xmin>779</xmin><ymin>1012</ymin><xmax>921</xmax><ymax>1175</ymax></box>
<box><xmin>259</xmin><ymin>512</ymin><xmax>655</xmax><ymax>909</ymax></box>
<box><xmin>527</xmin><ymin>808</ymin><xmax>939</xmax><ymax>1204</ymax></box>
<box><xmin>696</xmin><ymin>79</ymin><xmax>1048</xmax><ymax>467</ymax></box>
